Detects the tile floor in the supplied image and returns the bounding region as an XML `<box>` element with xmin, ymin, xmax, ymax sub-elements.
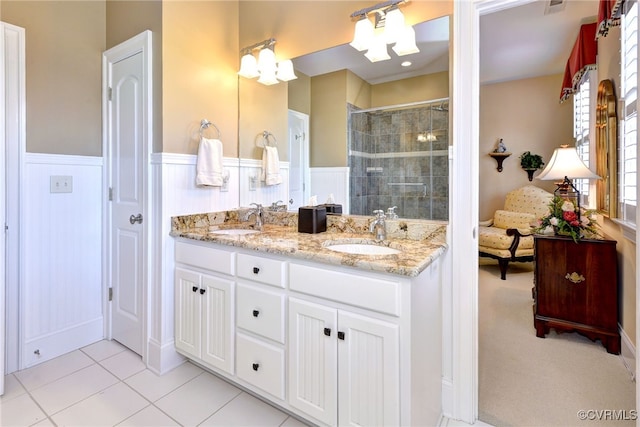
<box><xmin>0</xmin><ymin>340</ymin><xmax>309</xmax><ymax>427</ymax></box>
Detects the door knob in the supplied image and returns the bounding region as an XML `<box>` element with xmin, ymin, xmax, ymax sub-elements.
<box><xmin>129</xmin><ymin>213</ymin><xmax>143</xmax><ymax>224</ymax></box>
<box><xmin>289</xmin><ymin>199</ymin><xmax>293</xmax><ymax>205</ymax></box>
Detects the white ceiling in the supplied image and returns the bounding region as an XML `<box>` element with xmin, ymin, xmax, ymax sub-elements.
<box><xmin>480</xmin><ymin>0</ymin><xmax>598</xmax><ymax>84</ymax></box>
<box><xmin>291</xmin><ymin>0</ymin><xmax>599</xmax><ymax>86</ymax></box>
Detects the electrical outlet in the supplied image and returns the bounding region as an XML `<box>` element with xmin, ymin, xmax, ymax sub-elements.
<box><xmin>50</xmin><ymin>175</ymin><xmax>73</xmax><ymax>193</ymax></box>
<box><xmin>249</xmin><ymin>175</ymin><xmax>257</xmax><ymax>191</ymax></box>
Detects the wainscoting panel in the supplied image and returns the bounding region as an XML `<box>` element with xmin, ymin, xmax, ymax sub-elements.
<box><xmin>22</xmin><ymin>154</ymin><xmax>103</xmax><ymax>368</ymax></box>
<box><xmin>239</xmin><ymin>158</ymin><xmax>290</xmax><ymax>208</ymax></box>
<box><xmin>310</xmin><ymin>167</ymin><xmax>349</xmax><ymax>212</ymax></box>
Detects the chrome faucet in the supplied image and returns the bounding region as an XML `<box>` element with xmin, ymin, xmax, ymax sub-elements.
<box><xmin>369</xmin><ymin>210</ymin><xmax>387</xmax><ymax>241</ymax></box>
<box><xmin>269</xmin><ymin>200</ymin><xmax>287</xmax><ymax>212</ymax></box>
<box><xmin>243</xmin><ymin>203</ymin><xmax>264</xmax><ymax>230</ymax></box>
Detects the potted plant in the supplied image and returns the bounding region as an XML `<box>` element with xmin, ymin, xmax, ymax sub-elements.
<box><xmin>520</xmin><ymin>151</ymin><xmax>545</xmax><ymax>181</ymax></box>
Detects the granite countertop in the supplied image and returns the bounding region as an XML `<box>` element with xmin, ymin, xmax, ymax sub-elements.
<box><xmin>170</xmin><ymin>209</ymin><xmax>448</xmax><ymax>277</ymax></box>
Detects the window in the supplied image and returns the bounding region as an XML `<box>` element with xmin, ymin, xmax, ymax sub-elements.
<box><xmin>574</xmin><ymin>74</ymin><xmax>591</xmax><ymax>202</ymax></box>
<box><xmin>619</xmin><ymin>0</ymin><xmax>638</xmax><ymax>226</ymax></box>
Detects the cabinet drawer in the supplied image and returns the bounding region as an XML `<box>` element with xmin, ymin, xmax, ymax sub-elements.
<box><xmin>237</xmin><ymin>253</ymin><xmax>286</xmax><ymax>288</ymax></box>
<box><xmin>237</xmin><ymin>283</ymin><xmax>285</xmax><ymax>343</ymax></box>
<box><xmin>175</xmin><ymin>241</ymin><xmax>235</xmax><ymax>276</ymax></box>
<box><xmin>236</xmin><ymin>334</ymin><xmax>285</xmax><ymax>400</ymax></box>
<box><xmin>289</xmin><ymin>263</ymin><xmax>400</xmax><ymax>316</ymax></box>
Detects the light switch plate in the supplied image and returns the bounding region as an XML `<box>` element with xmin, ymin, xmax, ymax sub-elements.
<box><xmin>50</xmin><ymin>175</ymin><xmax>73</xmax><ymax>193</ymax></box>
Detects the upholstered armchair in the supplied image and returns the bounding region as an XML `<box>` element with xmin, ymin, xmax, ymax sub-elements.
<box><xmin>479</xmin><ymin>185</ymin><xmax>553</xmax><ymax>280</ymax></box>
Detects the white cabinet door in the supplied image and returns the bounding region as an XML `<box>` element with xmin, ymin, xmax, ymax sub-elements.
<box><xmin>288</xmin><ymin>298</ymin><xmax>337</xmax><ymax>426</ymax></box>
<box><xmin>337</xmin><ymin>311</ymin><xmax>399</xmax><ymax>427</ymax></box>
<box><xmin>201</xmin><ymin>274</ymin><xmax>234</xmax><ymax>374</ymax></box>
<box><xmin>174</xmin><ymin>268</ymin><xmax>201</xmax><ymax>357</ymax></box>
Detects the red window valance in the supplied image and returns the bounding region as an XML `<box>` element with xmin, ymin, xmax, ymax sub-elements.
<box><xmin>560</xmin><ymin>22</ymin><xmax>597</xmax><ymax>102</ymax></box>
<box><xmin>597</xmin><ymin>0</ymin><xmax>624</xmax><ymax>38</ymax></box>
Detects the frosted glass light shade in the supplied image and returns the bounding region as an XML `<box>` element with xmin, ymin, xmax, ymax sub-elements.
<box><xmin>276</xmin><ymin>59</ymin><xmax>297</xmax><ymax>81</ymax></box>
<box><xmin>350</xmin><ymin>17</ymin><xmax>375</xmax><ymax>51</ymax></box>
<box><xmin>257</xmin><ymin>48</ymin><xmax>277</xmax><ymax>73</ymax></box>
<box><xmin>257</xmin><ymin>68</ymin><xmax>278</xmax><ymax>85</ymax></box>
<box><xmin>537</xmin><ymin>146</ymin><xmax>600</xmax><ymax>180</ymax></box>
<box><xmin>384</xmin><ymin>8</ymin><xmax>405</xmax><ymax>44</ymax></box>
<box><xmin>238</xmin><ymin>53</ymin><xmax>259</xmax><ymax>78</ymax></box>
<box><xmin>364</xmin><ymin>34</ymin><xmax>390</xmax><ymax>62</ymax></box>
<box><xmin>392</xmin><ymin>25</ymin><xmax>420</xmax><ymax>56</ymax></box>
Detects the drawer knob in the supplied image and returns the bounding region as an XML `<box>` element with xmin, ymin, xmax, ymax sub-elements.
<box><xmin>199</xmin><ymin>288</ymin><xmax>206</xmax><ymax>295</ymax></box>
<box><xmin>338</xmin><ymin>331</ymin><xmax>345</xmax><ymax>340</ymax></box>
<box><xmin>192</xmin><ymin>286</ymin><xmax>198</xmax><ymax>293</ymax></box>
<box><xmin>253</xmin><ymin>267</ymin><xmax>260</xmax><ymax>274</ymax></box>
<box><xmin>252</xmin><ymin>309</ymin><xmax>260</xmax><ymax>317</ymax></box>
<box><xmin>252</xmin><ymin>363</ymin><xmax>260</xmax><ymax>371</ymax></box>
<box><xmin>565</xmin><ymin>272</ymin><xmax>586</xmax><ymax>284</ymax></box>
<box><xmin>324</xmin><ymin>327</ymin><xmax>331</xmax><ymax>337</ymax></box>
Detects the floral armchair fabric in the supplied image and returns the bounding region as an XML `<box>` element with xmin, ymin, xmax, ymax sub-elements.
<box><xmin>479</xmin><ymin>185</ymin><xmax>553</xmax><ymax>279</ymax></box>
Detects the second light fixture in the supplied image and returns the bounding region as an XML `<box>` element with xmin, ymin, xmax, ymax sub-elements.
<box><xmin>350</xmin><ymin>0</ymin><xmax>419</xmax><ymax>63</ymax></box>
<box><xmin>238</xmin><ymin>38</ymin><xmax>297</xmax><ymax>85</ymax></box>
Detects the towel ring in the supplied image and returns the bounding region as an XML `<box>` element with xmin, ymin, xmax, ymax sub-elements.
<box><xmin>262</xmin><ymin>130</ymin><xmax>277</xmax><ymax>147</ymax></box>
<box><xmin>199</xmin><ymin>119</ymin><xmax>221</xmax><ymax>139</ymax></box>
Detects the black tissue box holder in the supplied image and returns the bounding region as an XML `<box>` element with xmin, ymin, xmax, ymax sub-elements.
<box><xmin>298</xmin><ymin>206</ymin><xmax>327</xmax><ymax>233</ymax></box>
<box><xmin>321</xmin><ymin>204</ymin><xmax>342</xmax><ymax>215</ymax></box>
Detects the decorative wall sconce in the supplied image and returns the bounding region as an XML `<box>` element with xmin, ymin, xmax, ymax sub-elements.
<box><xmin>488</xmin><ymin>138</ymin><xmax>511</xmax><ymax>172</ymax></box>
<box><xmin>238</xmin><ymin>38</ymin><xmax>297</xmax><ymax>85</ymax></box>
<box><xmin>350</xmin><ymin>0</ymin><xmax>419</xmax><ymax>63</ymax></box>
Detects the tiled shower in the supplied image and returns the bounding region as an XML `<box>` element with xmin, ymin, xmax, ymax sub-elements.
<box><xmin>348</xmin><ymin>99</ymin><xmax>449</xmax><ymax>220</ymax></box>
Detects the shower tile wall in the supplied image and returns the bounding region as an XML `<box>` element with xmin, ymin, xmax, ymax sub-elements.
<box><xmin>349</xmin><ymin>103</ymin><xmax>449</xmax><ymax>220</ymax></box>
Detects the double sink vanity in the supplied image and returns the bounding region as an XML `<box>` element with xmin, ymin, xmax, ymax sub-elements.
<box><xmin>170</xmin><ymin>208</ymin><xmax>448</xmax><ymax>426</ymax></box>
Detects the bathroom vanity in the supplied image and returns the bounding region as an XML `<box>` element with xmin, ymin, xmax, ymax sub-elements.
<box><xmin>170</xmin><ymin>211</ymin><xmax>448</xmax><ymax>426</ymax></box>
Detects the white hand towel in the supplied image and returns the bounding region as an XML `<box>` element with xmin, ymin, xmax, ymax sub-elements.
<box><xmin>196</xmin><ymin>137</ymin><xmax>225</xmax><ymax>186</ymax></box>
<box><xmin>261</xmin><ymin>145</ymin><xmax>283</xmax><ymax>186</ymax></box>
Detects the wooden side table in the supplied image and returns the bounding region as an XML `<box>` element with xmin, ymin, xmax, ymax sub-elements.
<box><xmin>533</xmin><ymin>235</ymin><xmax>620</xmax><ymax>354</ymax></box>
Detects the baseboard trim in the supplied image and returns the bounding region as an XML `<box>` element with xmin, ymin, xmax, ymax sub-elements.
<box><xmin>23</xmin><ymin>317</ymin><xmax>103</xmax><ymax>368</ymax></box>
<box><xmin>441</xmin><ymin>377</ymin><xmax>453</xmax><ymax>419</ymax></box>
<box><xmin>147</xmin><ymin>337</ymin><xmax>185</xmax><ymax>375</ymax></box>
<box><xmin>619</xmin><ymin>324</ymin><xmax>636</xmax><ymax>381</ymax></box>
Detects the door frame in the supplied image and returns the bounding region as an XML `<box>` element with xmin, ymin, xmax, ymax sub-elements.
<box><xmin>102</xmin><ymin>30</ymin><xmax>153</xmax><ymax>361</ymax></box>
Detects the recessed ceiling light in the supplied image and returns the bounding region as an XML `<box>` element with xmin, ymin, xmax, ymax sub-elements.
<box><xmin>401</xmin><ymin>61</ymin><xmax>412</xmax><ymax>67</ymax></box>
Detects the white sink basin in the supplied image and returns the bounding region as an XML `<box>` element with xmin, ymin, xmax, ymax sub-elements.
<box><xmin>209</xmin><ymin>229</ymin><xmax>260</xmax><ymax>236</ymax></box>
<box><xmin>325</xmin><ymin>243</ymin><xmax>401</xmax><ymax>255</ymax></box>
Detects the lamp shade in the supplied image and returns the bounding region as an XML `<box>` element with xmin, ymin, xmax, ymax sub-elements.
<box><xmin>257</xmin><ymin>47</ymin><xmax>277</xmax><ymax>73</ymax></box>
<box><xmin>537</xmin><ymin>146</ymin><xmax>600</xmax><ymax>181</ymax></box>
<box><xmin>365</xmin><ymin>34</ymin><xmax>391</xmax><ymax>62</ymax></box>
<box><xmin>238</xmin><ymin>53</ymin><xmax>260</xmax><ymax>79</ymax></box>
<box><xmin>276</xmin><ymin>59</ymin><xmax>297</xmax><ymax>81</ymax></box>
<box><xmin>392</xmin><ymin>25</ymin><xmax>420</xmax><ymax>56</ymax></box>
<box><xmin>384</xmin><ymin>7</ymin><xmax>405</xmax><ymax>44</ymax></box>
<box><xmin>350</xmin><ymin>16</ymin><xmax>375</xmax><ymax>51</ymax></box>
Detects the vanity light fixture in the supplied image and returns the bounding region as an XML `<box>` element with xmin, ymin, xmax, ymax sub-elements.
<box><xmin>349</xmin><ymin>0</ymin><xmax>419</xmax><ymax>63</ymax></box>
<box><xmin>238</xmin><ymin>38</ymin><xmax>297</xmax><ymax>85</ymax></box>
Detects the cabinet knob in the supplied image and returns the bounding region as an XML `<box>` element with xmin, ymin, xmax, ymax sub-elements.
<box><xmin>199</xmin><ymin>288</ymin><xmax>206</xmax><ymax>295</ymax></box>
<box><xmin>252</xmin><ymin>309</ymin><xmax>260</xmax><ymax>317</ymax></box>
<box><xmin>253</xmin><ymin>267</ymin><xmax>260</xmax><ymax>274</ymax></box>
<box><xmin>192</xmin><ymin>286</ymin><xmax>198</xmax><ymax>293</ymax></box>
<box><xmin>324</xmin><ymin>327</ymin><xmax>331</xmax><ymax>337</ymax></box>
<box><xmin>252</xmin><ymin>363</ymin><xmax>260</xmax><ymax>371</ymax></box>
<box><xmin>338</xmin><ymin>331</ymin><xmax>345</xmax><ymax>340</ymax></box>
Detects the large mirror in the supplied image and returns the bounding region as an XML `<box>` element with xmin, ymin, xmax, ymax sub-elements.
<box><xmin>238</xmin><ymin>16</ymin><xmax>450</xmax><ymax>220</ymax></box>
<box><xmin>596</xmin><ymin>79</ymin><xmax>617</xmax><ymax>218</ymax></box>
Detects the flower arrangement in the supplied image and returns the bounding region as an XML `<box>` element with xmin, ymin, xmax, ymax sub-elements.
<box><xmin>535</xmin><ymin>196</ymin><xmax>601</xmax><ymax>243</ymax></box>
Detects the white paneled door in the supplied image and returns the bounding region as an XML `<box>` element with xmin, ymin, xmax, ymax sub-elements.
<box><xmin>1</xmin><ymin>21</ymin><xmax>25</xmax><ymax>393</ymax></box>
<box><xmin>105</xmin><ymin>33</ymin><xmax>150</xmax><ymax>356</ymax></box>
<box><xmin>287</xmin><ymin>110</ymin><xmax>309</xmax><ymax>210</ymax></box>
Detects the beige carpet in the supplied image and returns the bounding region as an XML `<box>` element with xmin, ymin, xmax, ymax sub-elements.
<box><xmin>478</xmin><ymin>259</ymin><xmax>636</xmax><ymax>427</ymax></box>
